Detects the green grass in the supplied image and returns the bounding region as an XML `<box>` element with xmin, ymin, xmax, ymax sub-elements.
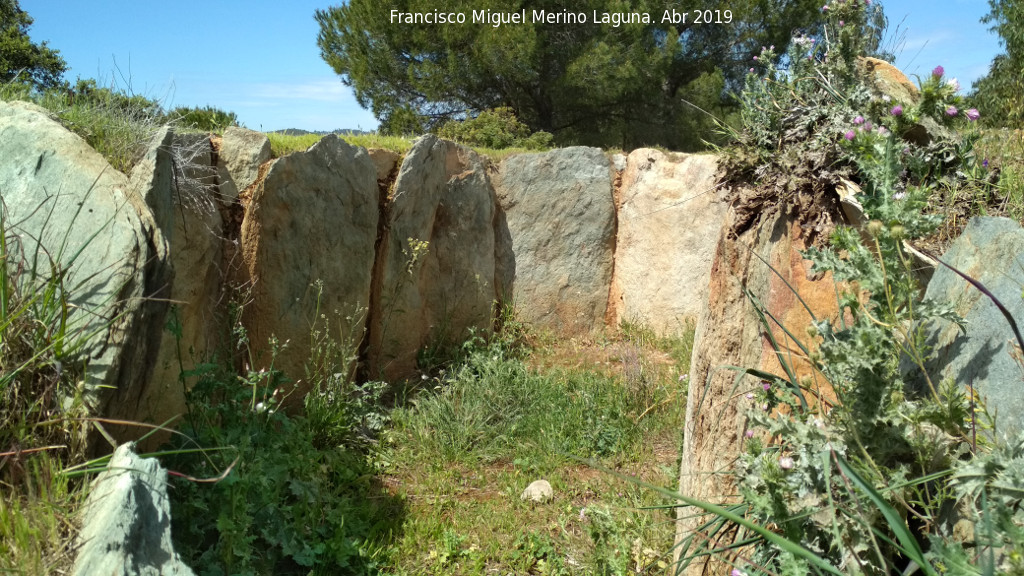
<box><xmin>376</xmin><ymin>326</ymin><xmax>693</xmax><ymax>574</ymax></box>
<box><xmin>266</xmin><ymin>131</ymin><xmax>415</xmax><ymax>157</ymax></box>
<box><xmin>0</xmin><ymin>184</ymin><xmax>100</xmax><ymax>574</ymax></box>
<box><xmin>265</xmin><ymin>130</ymin><xmax>540</xmax><ymax>163</ymax></box>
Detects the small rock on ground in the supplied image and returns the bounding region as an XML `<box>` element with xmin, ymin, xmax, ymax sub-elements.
<box><xmin>520</xmin><ymin>479</ymin><xmax>553</xmax><ymax>503</ymax></box>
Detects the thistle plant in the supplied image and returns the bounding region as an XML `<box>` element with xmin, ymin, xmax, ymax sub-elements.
<box><xmin>693</xmin><ymin>0</ymin><xmax>1024</xmax><ymax>573</ymax></box>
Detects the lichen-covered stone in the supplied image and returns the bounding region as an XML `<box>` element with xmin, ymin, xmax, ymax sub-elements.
<box><xmin>493</xmin><ymin>147</ymin><xmax>615</xmax><ymax>334</ymax></box>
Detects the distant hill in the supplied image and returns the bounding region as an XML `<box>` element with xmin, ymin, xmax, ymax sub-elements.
<box><xmin>270</xmin><ymin>128</ymin><xmax>373</xmax><ymax>137</ymax></box>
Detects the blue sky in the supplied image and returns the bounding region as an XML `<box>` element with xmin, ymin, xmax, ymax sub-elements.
<box><xmin>19</xmin><ymin>0</ymin><xmax>1004</xmax><ymax>133</ymax></box>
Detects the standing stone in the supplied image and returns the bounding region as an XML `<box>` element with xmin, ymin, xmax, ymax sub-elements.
<box><xmin>240</xmin><ymin>135</ymin><xmax>378</xmax><ymax>398</ymax></box>
<box><xmin>368</xmin><ymin>148</ymin><xmax>402</xmax><ymax>182</ymax></box>
<box><xmin>493</xmin><ymin>147</ymin><xmax>615</xmax><ymax>334</ymax></box>
<box><xmin>0</xmin><ymin>101</ymin><xmax>170</xmax><ymax>423</ymax></box>
<box><xmin>675</xmin><ymin>204</ymin><xmax>841</xmax><ymax>574</ymax></box>
<box><xmin>133</xmin><ymin>129</ymin><xmax>225</xmax><ymax>435</ymax></box>
<box><xmin>73</xmin><ymin>443</ymin><xmax>195</xmax><ymax>576</ymax></box>
<box><xmin>908</xmin><ymin>217</ymin><xmax>1024</xmax><ymax>434</ymax></box>
<box><xmin>609</xmin><ymin>150</ymin><xmax>726</xmax><ymax>334</ymax></box>
<box><xmin>219</xmin><ymin>126</ymin><xmax>272</xmax><ymax>196</ymax></box>
<box><xmin>369</xmin><ymin>135</ymin><xmax>497</xmax><ymax>379</ymax></box>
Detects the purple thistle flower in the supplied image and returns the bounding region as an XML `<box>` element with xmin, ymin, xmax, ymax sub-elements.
<box><xmin>966</xmin><ymin>108</ymin><xmax>980</xmax><ymax>121</ymax></box>
<box><xmin>779</xmin><ymin>456</ymin><xmax>795</xmax><ymax>470</ymax></box>
<box><xmin>891</xmin><ymin>105</ymin><xmax>903</xmax><ymax>116</ymax></box>
<box><xmin>932</xmin><ymin>65</ymin><xmax>944</xmax><ymax>78</ymax></box>
<box><xmin>839</xmin><ymin>20</ymin><xmax>845</xmax><ymax>26</ymax></box>
<box><xmin>822</xmin><ymin>4</ymin><xmax>829</xmax><ymax>10</ymax></box>
<box><xmin>946</xmin><ymin>106</ymin><xmax>958</xmax><ymax>117</ymax></box>
<box><xmin>749</xmin><ymin>67</ymin><xmax>755</xmax><ymax>73</ymax></box>
<box><xmin>762</xmin><ymin>382</ymin><xmax>771</xmax><ymax>391</ymax></box>
<box><xmin>753</xmin><ymin>55</ymin><xmax>758</xmax><ymax>61</ymax></box>
<box><xmin>864</xmin><ymin>121</ymin><xmax>873</xmax><ymax>132</ymax></box>
<box><xmin>844</xmin><ymin>130</ymin><xmax>856</xmax><ymax>141</ymax></box>
<box><xmin>745</xmin><ymin>429</ymin><xmax>754</xmax><ymax>439</ymax></box>
<box><xmin>854</xmin><ymin>115</ymin><xmax>865</xmax><ymax>125</ymax></box>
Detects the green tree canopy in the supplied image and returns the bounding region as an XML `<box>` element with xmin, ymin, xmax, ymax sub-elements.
<box><xmin>971</xmin><ymin>0</ymin><xmax>1024</xmax><ymax>127</ymax></box>
<box><xmin>0</xmin><ymin>0</ymin><xmax>65</xmax><ymax>89</ymax></box>
<box><xmin>316</xmin><ymin>0</ymin><xmax>825</xmax><ymax>149</ymax></box>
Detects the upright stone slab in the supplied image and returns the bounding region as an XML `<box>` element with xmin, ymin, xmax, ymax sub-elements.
<box><xmin>609</xmin><ymin>150</ymin><xmax>726</xmax><ymax>334</ymax></box>
<box><xmin>219</xmin><ymin>126</ymin><xmax>272</xmax><ymax>195</ymax></box>
<box><xmin>133</xmin><ymin>129</ymin><xmax>225</xmax><ymax>434</ymax></box>
<box><xmin>493</xmin><ymin>147</ymin><xmax>615</xmax><ymax>334</ymax></box>
<box><xmin>675</xmin><ymin>204</ymin><xmax>841</xmax><ymax>574</ymax></box>
<box><xmin>908</xmin><ymin>216</ymin><xmax>1024</xmax><ymax>433</ymax></box>
<box><xmin>369</xmin><ymin>135</ymin><xmax>498</xmax><ymax>379</ymax></box>
<box><xmin>0</xmin><ymin>101</ymin><xmax>170</xmax><ymax>423</ymax></box>
<box><xmin>240</xmin><ymin>135</ymin><xmax>378</xmax><ymax>398</ymax></box>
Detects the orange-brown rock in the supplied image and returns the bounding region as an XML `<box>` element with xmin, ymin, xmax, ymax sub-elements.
<box><xmin>674</xmin><ymin>204</ymin><xmax>840</xmax><ymax>574</ymax></box>
<box><xmin>858</xmin><ymin>56</ymin><xmax>920</xmax><ymax>105</ymax></box>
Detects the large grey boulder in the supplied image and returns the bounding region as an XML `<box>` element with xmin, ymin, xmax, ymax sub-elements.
<box><xmin>73</xmin><ymin>443</ymin><xmax>195</xmax><ymax>576</ymax></box>
<box><xmin>909</xmin><ymin>217</ymin><xmax>1024</xmax><ymax>434</ymax></box>
<box><xmin>134</xmin><ymin>129</ymin><xmax>225</xmax><ymax>435</ymax></box>
<box><xmin>0</xmin><ymin>101</ymin><xmax>170</xmax><ymax>423</ymax></box>
<box><xmin>493</xmin><ymin>147</ymin><xmax>615</xmax><ymax>334</ymax></box>
<box><xmin>609</xmin><ymin>150</ymin><xmax>726</xmax><ymax>335</ymax></box>
<box><xmin>368</xmin><ymin>135</ymin><xmax>497</xmax><ymax>379</ymax></box>
<box><xmin>240</xmin><ymin>135</ymin><xmax>378</xmax><ymax>397</ymax></box>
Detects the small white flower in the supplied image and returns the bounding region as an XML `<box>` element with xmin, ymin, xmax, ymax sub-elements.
<box><xmin>779</xmin><ymin>456</ymin><xmax>795</xmax><ymax>469</ymax></box>
<box><xmin>255</xmin><ymin>402</ymin><xmax>266</xmax><ymax>413</ymax></box>
<box><xmin>893</xmin><ymin>191</ymin><xmax>907</xmax><ymax>201</ymax></box>
<box><xmin>946</xmin><ymin>77</ymin><xmax>960</xmax><ymax>92</ymax></box>
<box><xmin>882</xmin><ymin>94</ymin><xmax>891</xmax><ymax>102</ymax></box>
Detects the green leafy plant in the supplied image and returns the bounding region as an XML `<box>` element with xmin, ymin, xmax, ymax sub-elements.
<box><xmin>169</xmin><ymin>104</ymin><xmax>239</xmax><ymax>133</ymax></box>
<box><xmin>0</xmin><ymin>186</ymin><xmax>121</xmax><ymax>572</ymax></box>
<box><xmin>437</xmin><ymin>107</ymin><xmax>553</xmax><ymax>151</ymax></box>
<box><xmin>164</xmin><ymin>286</ymin><xmax>401</xmax><ymax>575</ymax></box>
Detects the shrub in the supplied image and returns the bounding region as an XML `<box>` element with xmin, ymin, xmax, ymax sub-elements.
<box><xmin>169</xmin><ymin>105</ymin><xmax>239</xmax><ymax>133</ymax></box>
<box><xmin>437</xmin><ymin>107</ymin><xmax>553</xmax><ymax>151</ymax></box>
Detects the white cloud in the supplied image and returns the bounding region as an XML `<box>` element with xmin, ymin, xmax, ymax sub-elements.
<box><xmin>250</xmin><ymin>79</ymin><xmax>354</xmax><ymax>103</ymax></box>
